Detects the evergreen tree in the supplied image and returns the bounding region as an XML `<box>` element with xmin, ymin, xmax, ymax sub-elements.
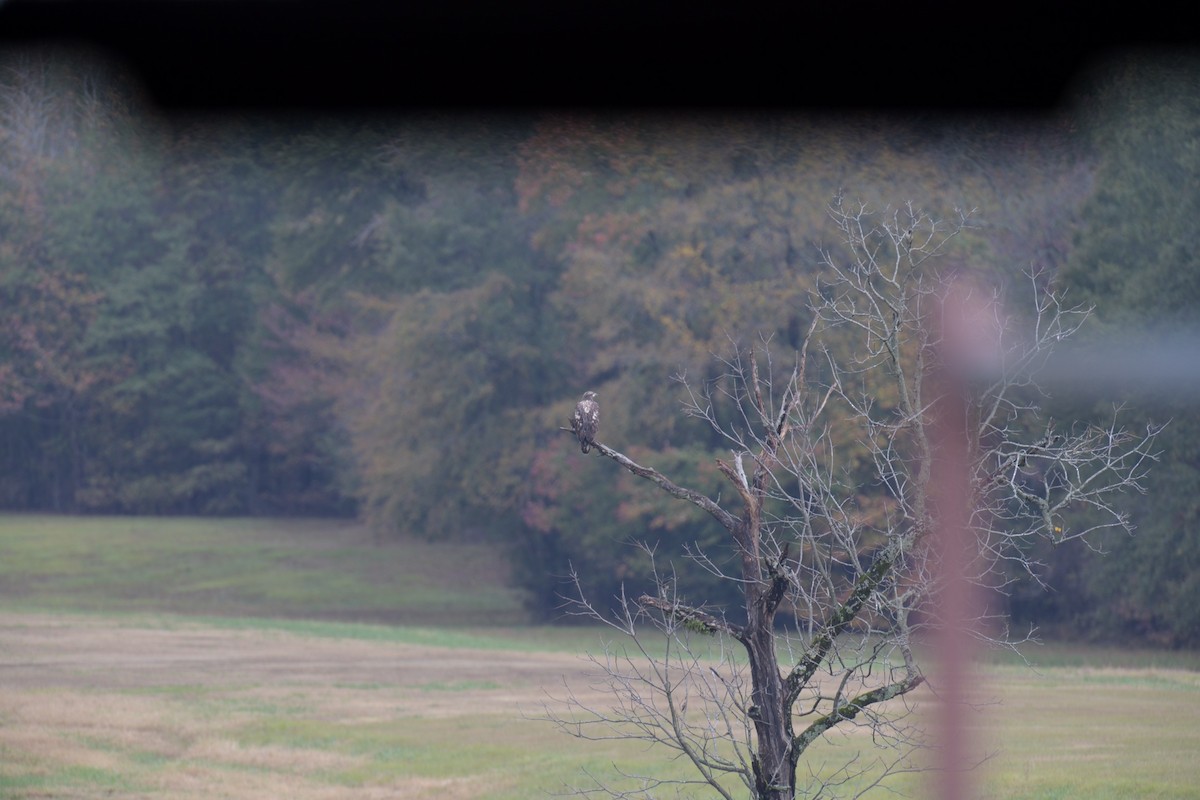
<box><xmin>1050</xmin><ymin>55</ymin><xmax>1200</xmax><ymax>645</ymax></box>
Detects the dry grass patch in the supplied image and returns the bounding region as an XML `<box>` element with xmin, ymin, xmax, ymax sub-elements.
<box><xmin>0</xmin><ymin>613</ymin><xmax>612</xmax><ymax>799</ymax></box>
<box><xmin>3</xmin><ymin>613</ymin><xmax>1199</xmax><ymax>799</ymax></box>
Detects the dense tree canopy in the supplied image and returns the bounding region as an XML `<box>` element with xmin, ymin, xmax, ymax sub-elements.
<box><xmin>1</xmin><ymin>50</ymin><xmax>1194</xmax><ymax>643</ymax></box>
<box><xmin>1028</xmin><ymin>55</ymin><xmax>1200</xmax><ymax>646</ymax></box>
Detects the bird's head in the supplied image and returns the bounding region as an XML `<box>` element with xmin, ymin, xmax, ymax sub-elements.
<box><xmin>583</xmin><ymin>391</ymin><xmax>597</xmax><ymax>401</ymax></box>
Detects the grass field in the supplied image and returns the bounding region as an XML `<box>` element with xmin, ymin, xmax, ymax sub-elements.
<box><xmin>1</xmin><ymin>514</ymin><xmax>1199</xmax><ymax>799</ymax></box>
<box><xmin>0</xmin><ymin>514</ymin><xmax>529</xmax><ymax>626</ymax></box>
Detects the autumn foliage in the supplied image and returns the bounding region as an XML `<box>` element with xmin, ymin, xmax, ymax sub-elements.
<box><xmin>1</xmin><ymin>52</ymin><xmax>1196</xmax><ymax>643</ymax></box>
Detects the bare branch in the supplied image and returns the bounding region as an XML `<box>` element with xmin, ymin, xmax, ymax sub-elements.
<box><xmin>793</xmin><ymin>672</ymin><xmax>927</xmax><ymax>756</ymax></box>
<box><xmin>638</xmin><ymin>594</ymin><xmax>747</xmax><ymax>642</ymax></box>
<box><xmin>558</xmin><ymin>430</ymin><xmax>741</xmax><ymax>534</ymax></box>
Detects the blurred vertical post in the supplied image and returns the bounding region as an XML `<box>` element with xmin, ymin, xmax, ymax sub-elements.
<box><xmin>928</xmin><ymin>275</ymin><xmax>999</xmax><ymax>800</ymax></box>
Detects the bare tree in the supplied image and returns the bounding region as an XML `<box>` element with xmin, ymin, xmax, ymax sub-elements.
<box><xmin>545</xmin><ymin>195</ymin><xmax>1162</xmax><ymax>800</ymax></box>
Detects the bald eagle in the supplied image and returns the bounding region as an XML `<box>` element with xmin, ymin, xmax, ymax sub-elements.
<box><xmin>573</xmin><ymin>391</ymin><xmax>599</xmax><ymax>454</ymax></box>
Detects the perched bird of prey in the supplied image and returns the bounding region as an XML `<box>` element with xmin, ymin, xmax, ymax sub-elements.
<box><xmin>573</xmin><ymin>391</ymin><xmax>599</xmax><ymax>454</ymax></box>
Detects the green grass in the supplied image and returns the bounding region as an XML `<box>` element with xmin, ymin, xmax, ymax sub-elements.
<box><xmin>231</xmin><ymin>712</ymin><xmax>719</xmax><ymax>795</ymax></box>
<box><xmin>968</xmin><ymin>664</ymin><xmax>1200</xmax><ymax>800</ymax></box>
<box><xmin>982</xmin><ymin>640</ymin><xmax>1200</xmax><ymax>672</ymax></box>
<box><xmin>3</xmin><ymin>514</ymin><xmax>1200</xmax><ymax>799</ymax></box>
<box><xmin>0</xmin><ymin>513</ymin><xmax>528</xmax><ymax>626</ymax></box>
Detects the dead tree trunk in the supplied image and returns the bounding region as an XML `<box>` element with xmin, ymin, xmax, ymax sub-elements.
<box><xmin>745</xmin><ymin>598</ymin><xmax>793</xmax><ymax>800</ymax></box>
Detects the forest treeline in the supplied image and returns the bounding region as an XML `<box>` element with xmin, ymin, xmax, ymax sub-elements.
<box><xmin>2</xmin><ymin>52</ymin><xmax>1197</xmax><ymax>645</ymax></box>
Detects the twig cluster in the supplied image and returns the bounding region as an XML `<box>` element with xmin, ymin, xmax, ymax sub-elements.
<box><xmin>542</xmin><ymin>196</ymin><xmax>1160</xmax><ymax>799</ymax></box>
